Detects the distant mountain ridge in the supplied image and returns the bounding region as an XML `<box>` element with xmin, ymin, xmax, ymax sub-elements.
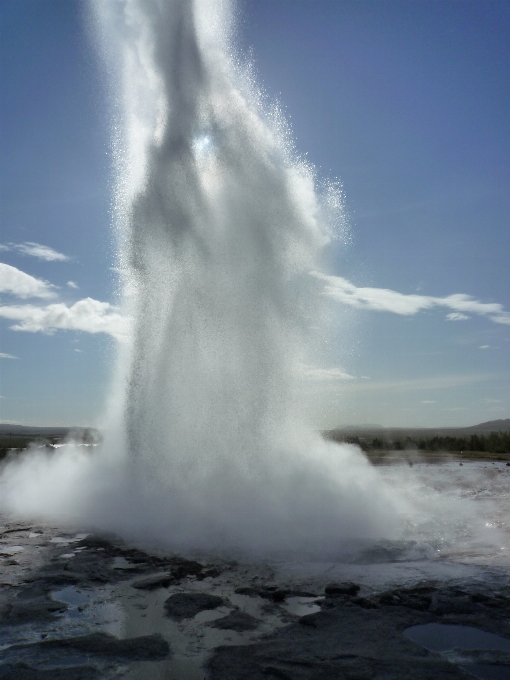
<box><xmin>334</xmin><ymin>418</ymin><xmax>510</xmax><ymax>434</ymax></box>
<box><xmin>337</xmin><ymin>424</ymin><xmax>385</xmax><ymax>431</ymax></box>
<box><xmin>0</xmin><ymin>425</ymin><xmax>99</xmax><ymax>438</ymax></box>
<box><xmin>463</xmin><ymin>418</ymin><xmax>510</xmax><ymax>431</ymax></box>
<box><xmin>0</xmin><ymin>425</ymin><xmax>76</xmax><ymax>436</ymax></box>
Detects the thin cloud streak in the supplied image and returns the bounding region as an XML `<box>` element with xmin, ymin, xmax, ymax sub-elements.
<box><xmin>312</xmin><ymin>272</ymin><xmax>510</xmax><ymax>325</ymax></box>
<box><xmin>299</xmin><ymin>365</ymin><xmax>356</xmax><ymax>381</ymax></box>
<box><xmin>0</xmin><ymin>353</ymin><xmax>17</xmax><ymax>359</ymax></box>
<box><xmin>336</xmin><ymin>373</ymin><xmax>497</xmax><ymax>394</ymax></box>
<box><xmin>0</xmin><ymin>264</ymin><xmax>57</xmax><ymax>299</ymax></box>
<box><xmin>4</xmin><ymin>242</ymin><xmax>71</xmax><ymax>262</ymax></box>
<box><xmin>0</xmin><ymin>298</ymin><xmax>129</xmax><ymax>340</ymax></box>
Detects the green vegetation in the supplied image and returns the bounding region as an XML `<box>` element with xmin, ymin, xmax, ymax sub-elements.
<box><xmin>0</xmin><ymin>427</ymin><xmax>100</xmax><ymax>463</ymax></box>
<box><xmin>0</xmin><ymin>435</ymin><xmax>59</xmax><ymax>462</ymax></box>
<box><xmin>324</xmin><ymin>430</ymin><xmax>510</xmax><ymax>462</ymax></box>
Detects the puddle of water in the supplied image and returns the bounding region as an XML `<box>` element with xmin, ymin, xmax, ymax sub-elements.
<box><xmin>404</xmin><ymin>624</ymin><xmax>510</xmax><ymax>680</ymax></box>
<box><xmin>113</xmin><ymin>556</ymin><xmax>137</xmax><ymax>570</ymax></box>
<box><xmin>403</xmin><ymin>623</ymin><xmax>510</xmax><ymax>653</ymax></box>
<box><xmin>53</xmin><ymin>587</ymin><xmax>91</xmax><ymax>607</ymax></box>
<box><xmin>50</xmin><ymin>585</ymin><xmax>124</xmax><ymax>632</ymax></box>
<box><xmin>50</xmin><ymin>534</ymin><xmax>88</xmax><ymax>545</ymax></box>
<box><xmin>282</xmin><ymin>596</ymin><xmax>322</xmax><ymax>617</ymax></box>
<box><xmin>0</xmin><ymin>545</ymin><xmax>24</xmax><ymax>555</ymax></box>
<box><xmin>462</xmin><ymin>664</ymin><xmax>510</xmax><ymax>680</ymax></box>
<box><xmin>194</xmin><ymin>607</ymin><xmax>231</xmax><ymax>624</ymax></box>
<box><xmin>29</xmin><ymin>532</ymin><xmax>42</xmax><ymax>538</ymax></box>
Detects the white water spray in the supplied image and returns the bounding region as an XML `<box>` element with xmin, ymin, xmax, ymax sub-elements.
<box><xmin>86</xmin><ymin>0</ymin><xmax>402</xmax><ymax>552</ymax></box>
<box><xmin>3</xmin><ymin>0</ymin><xmax>504</xmax><ymax>562</ymax></box>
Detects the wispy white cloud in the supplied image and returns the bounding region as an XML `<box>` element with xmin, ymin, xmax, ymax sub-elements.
<box><xmin>421</xmin><ymin>400</ymin><xmax>436</xmax><ymax>404</ymax></box>
<box><xmin>337</xmin><ymin>373</ymin><xmax>496</xmax><ymax>394</ymax></box>
<box><xmin>5</xmin><ymin>242</ymin><xmax>71</xmax><ymax>262</ymax></box>
<box><xmin>299</xmin><ymin>364</ymin><xmax>356</xmax><ymax>381</ymax></box>
<box><xmin>0</xmin><ymin>352</ymin><xmax>17</xmax><ymax>359</ymax></box>
<box><xmin>0</xmin><ymin>263</ymin><xmax>57</xmax><ymax>299</ymax></box>
<box><xmin>479</xmin><ymin>345</ymin><xmax>490</xmax><ymax>349</ymax></box>
<box><xmin>0</xmin><ymin>298</ymin><xmax>128</xmax><ymax>340</ymax></box>
<box><xmin>446</xmin><ymin>312</ymin><xmax>469</xmax><ymax>321</ymax></box>
<box><xmin>67</xmin><ymin>281</ymin><xmax>79</xmax><ymax>289</ymax></box>
<box><xmin>312</xmin><ymin>272</ymin><xmax>510</xmax><ymax>325</ymax></box>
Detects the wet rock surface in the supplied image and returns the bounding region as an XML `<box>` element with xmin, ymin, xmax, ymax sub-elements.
<box><xmin>0</xmin><ymin>662</ymin><xmax>100</xmax><ymax>679</ymax></box>
<box><xmin>207</xmin><ymin>584</ymin><xmax>510</xmax><ymax>679</ymax></box>
<box><xmin>0</xmin><ymin>518</ymin><xmax>509</xmax><ymax>679</ymax></box>
<box><xmin>10</xmin><ymin>631</ymin><xmax>170</xmax><ymax>659</ymax></box>
<box><xmin>207</xmin><ymin>610</ymin><xmax>260</xmax><ymax>631</ymax></box>
<box><xmin>1</xmin><ymin>631</ymin><xmax>170</xmax><ymax>676</ymax></box>
<box><xmin>164</xmin><ymin>592</ymin><xmax>225</xmax><ymax>620</ymax></box>
<box><xmin>324</xmin><ymin>581</ymin><xmax>361</xmax><ymax>597</ymax></box>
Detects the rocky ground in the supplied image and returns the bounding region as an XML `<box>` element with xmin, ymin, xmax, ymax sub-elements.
<box><xmin>1</xmin><ymin>518</ymin><xmax>510</xmax><ymax>679</ymax></box>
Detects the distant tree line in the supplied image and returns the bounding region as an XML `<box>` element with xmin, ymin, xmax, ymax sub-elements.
<box><xmin>324</xmin><ymin>431</ymin><xmax>510</xmax><ymax>454</ymax></box>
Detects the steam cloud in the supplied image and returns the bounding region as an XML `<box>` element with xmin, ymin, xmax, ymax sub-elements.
<box><xmin>0</xmin><ymin>0</ymin><xmax>503</xmax><ymax>560</ymax></box>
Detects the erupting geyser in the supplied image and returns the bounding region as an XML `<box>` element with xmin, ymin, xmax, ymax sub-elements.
<box><xmin>94</xmin><ymin>0</ymin><xmax>403</xmax><ymax>552</ymax></box>
<box><xmin>0</xmin><ymin>0</ymin><xmax>406</xmax><ymax>554</ymax></box>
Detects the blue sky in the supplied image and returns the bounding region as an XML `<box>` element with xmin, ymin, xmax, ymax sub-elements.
<box><xmin>0</xmin><ymin>0</ymin><xmax>509</xmax><ymax>428</ymax></box>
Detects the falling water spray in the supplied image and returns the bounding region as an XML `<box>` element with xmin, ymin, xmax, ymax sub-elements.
<box><xmin>0</xmin><ymin>0</ymin><xmax>410</xmax><ymax>555</ymax></box>
<box><xmin>87</xmin><ymin>0</ymin><xmax>404</xmax><ymax>552</ymax></box>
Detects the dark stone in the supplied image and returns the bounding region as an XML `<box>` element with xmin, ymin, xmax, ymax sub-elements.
<box><xmin>0</xmin><ymin>662</ymin><xmax>100</xmax><ymax>679</ymax></box>
<box><xmin>287</xmin><ymin>590</ymin><xmax>318</xmax><ymax>598</ymax></box>
<box><xmin>207</xmin><ymin>605</ymin><xmax>467</xmax><ymax>679</ymax></box>
<box><xmin>164</xmin><ymin>592</ymin><xmax>224</xmax><ymax>620</ymax></box>
<box><xmin>163</xmin><ymin>558</ymin><xmax>204</xmax><ymax>581</ymax></box>
<box><xmin>235</xmin><ymin>587</ymin><xmax>258</xmax><ymax>596</ymax></box>
<box><xmin>324</xmin><ymin>582</ymin><xmax>360</xmax><ymax>597</ymax></box>
<box><xmin>38</xmin><ymin>632</ymin><xmax>170</xmax><ymax>660</ymax></box>
<box><xmin>270</xmin><ymin>590</ymin><xmax>287</xmax><ymax>603</ymax></box>
<box><xmin>197</xmin><ymin>567</ymin><xmax>223</xmax><ymax>580</ymax></box>
<box><xmin>28</xmin><ymin>572</ymin><xmax>82</xmax><ymax>587</ymax></box>
<box><xmin>0</xmin><ymin>597</ymin><xmax>67</xmax><ymax>625</ymax></box>
<box><xmin>208</xmin><ymin>611</ymin><xmax>260</xmax><ymax>631</ymax></box>
<box><xmin>351</xmin><ymin>597</ymin><xmax>380</xmax><ymax>610</ymax></box>
<box><xmin>234</xmin><ymin>586</ymin><xmax>288</xmax><ymax>602</ymax></box>
<box><xmin>6</xmin><ymin>632</ymin><xmax>170</xmax><ymax>662</ymax></box>
<box><xmin>131</xmin><ymin>573</ymin><xmax>174</xmax><ymax>590</ymax></box>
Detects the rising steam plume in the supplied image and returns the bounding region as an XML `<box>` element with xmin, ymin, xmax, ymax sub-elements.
<box><xmin>0</xmin><ymin>0</ymin><xmax>406</xmax><ymax>554</ymax></box>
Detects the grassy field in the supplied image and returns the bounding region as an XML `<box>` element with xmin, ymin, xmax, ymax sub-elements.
<box><xmin>0</xmin><ymin>427</ymin><xmax>99</xmax><ymax>462</ymax></box>
<box><xmin>364</xmin><ymin>449</ymin><xmax>510</xmax><ymax>465</ymax></box>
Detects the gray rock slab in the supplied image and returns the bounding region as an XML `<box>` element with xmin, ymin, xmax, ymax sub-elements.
<box><xmin>131</xmin><ymin>573</ymin><xmax>174</xmax><ymax>590</ymax></box>
<box><xmin>2</xmin><ymin>632</ymin><xmax>171</xmax><ymax>665</ymax></box>
<box><xmin>0</xmin><ymin>596</ymin><xmax>67</xmax><ymax>625</ymax></box>
<box><xmin>0</xmin><ymin>662</ymin><xmax>100</xmax><ymax>680</ymax></box>
<box><xmin>164</xmin><ymin>592</ymin><xmax>224</xmax><ymax>620</ymax></box>
<box><xmin>208</xmin><ymin>611</ymin><xmax>260</xmax><ymax>631</ymax></box>
<box><xmin>207</xmin><ymin>605</ymin><xmax>469</xmax><ymax>679</ymax></box>
<box><xmin>324</xmin><ymin>581</ymin><xmax>360</xmax><ymax>597</ymax></box>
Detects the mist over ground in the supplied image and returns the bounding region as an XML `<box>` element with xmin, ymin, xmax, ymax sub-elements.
<box><xmin>0</xmin><ymin>0</ymin><xmax>508</xmax><ymax>571</ymax></box>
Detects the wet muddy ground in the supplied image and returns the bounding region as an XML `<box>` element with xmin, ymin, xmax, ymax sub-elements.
<box><xmin>1</xmin><ymin>462</ymin><xmax>510</xmax><ymax>678</ymax></box>
<box><xmin>0</xmin><ymin>520</ymin><xmax>509</xmax><ymax>679</ymax></box>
